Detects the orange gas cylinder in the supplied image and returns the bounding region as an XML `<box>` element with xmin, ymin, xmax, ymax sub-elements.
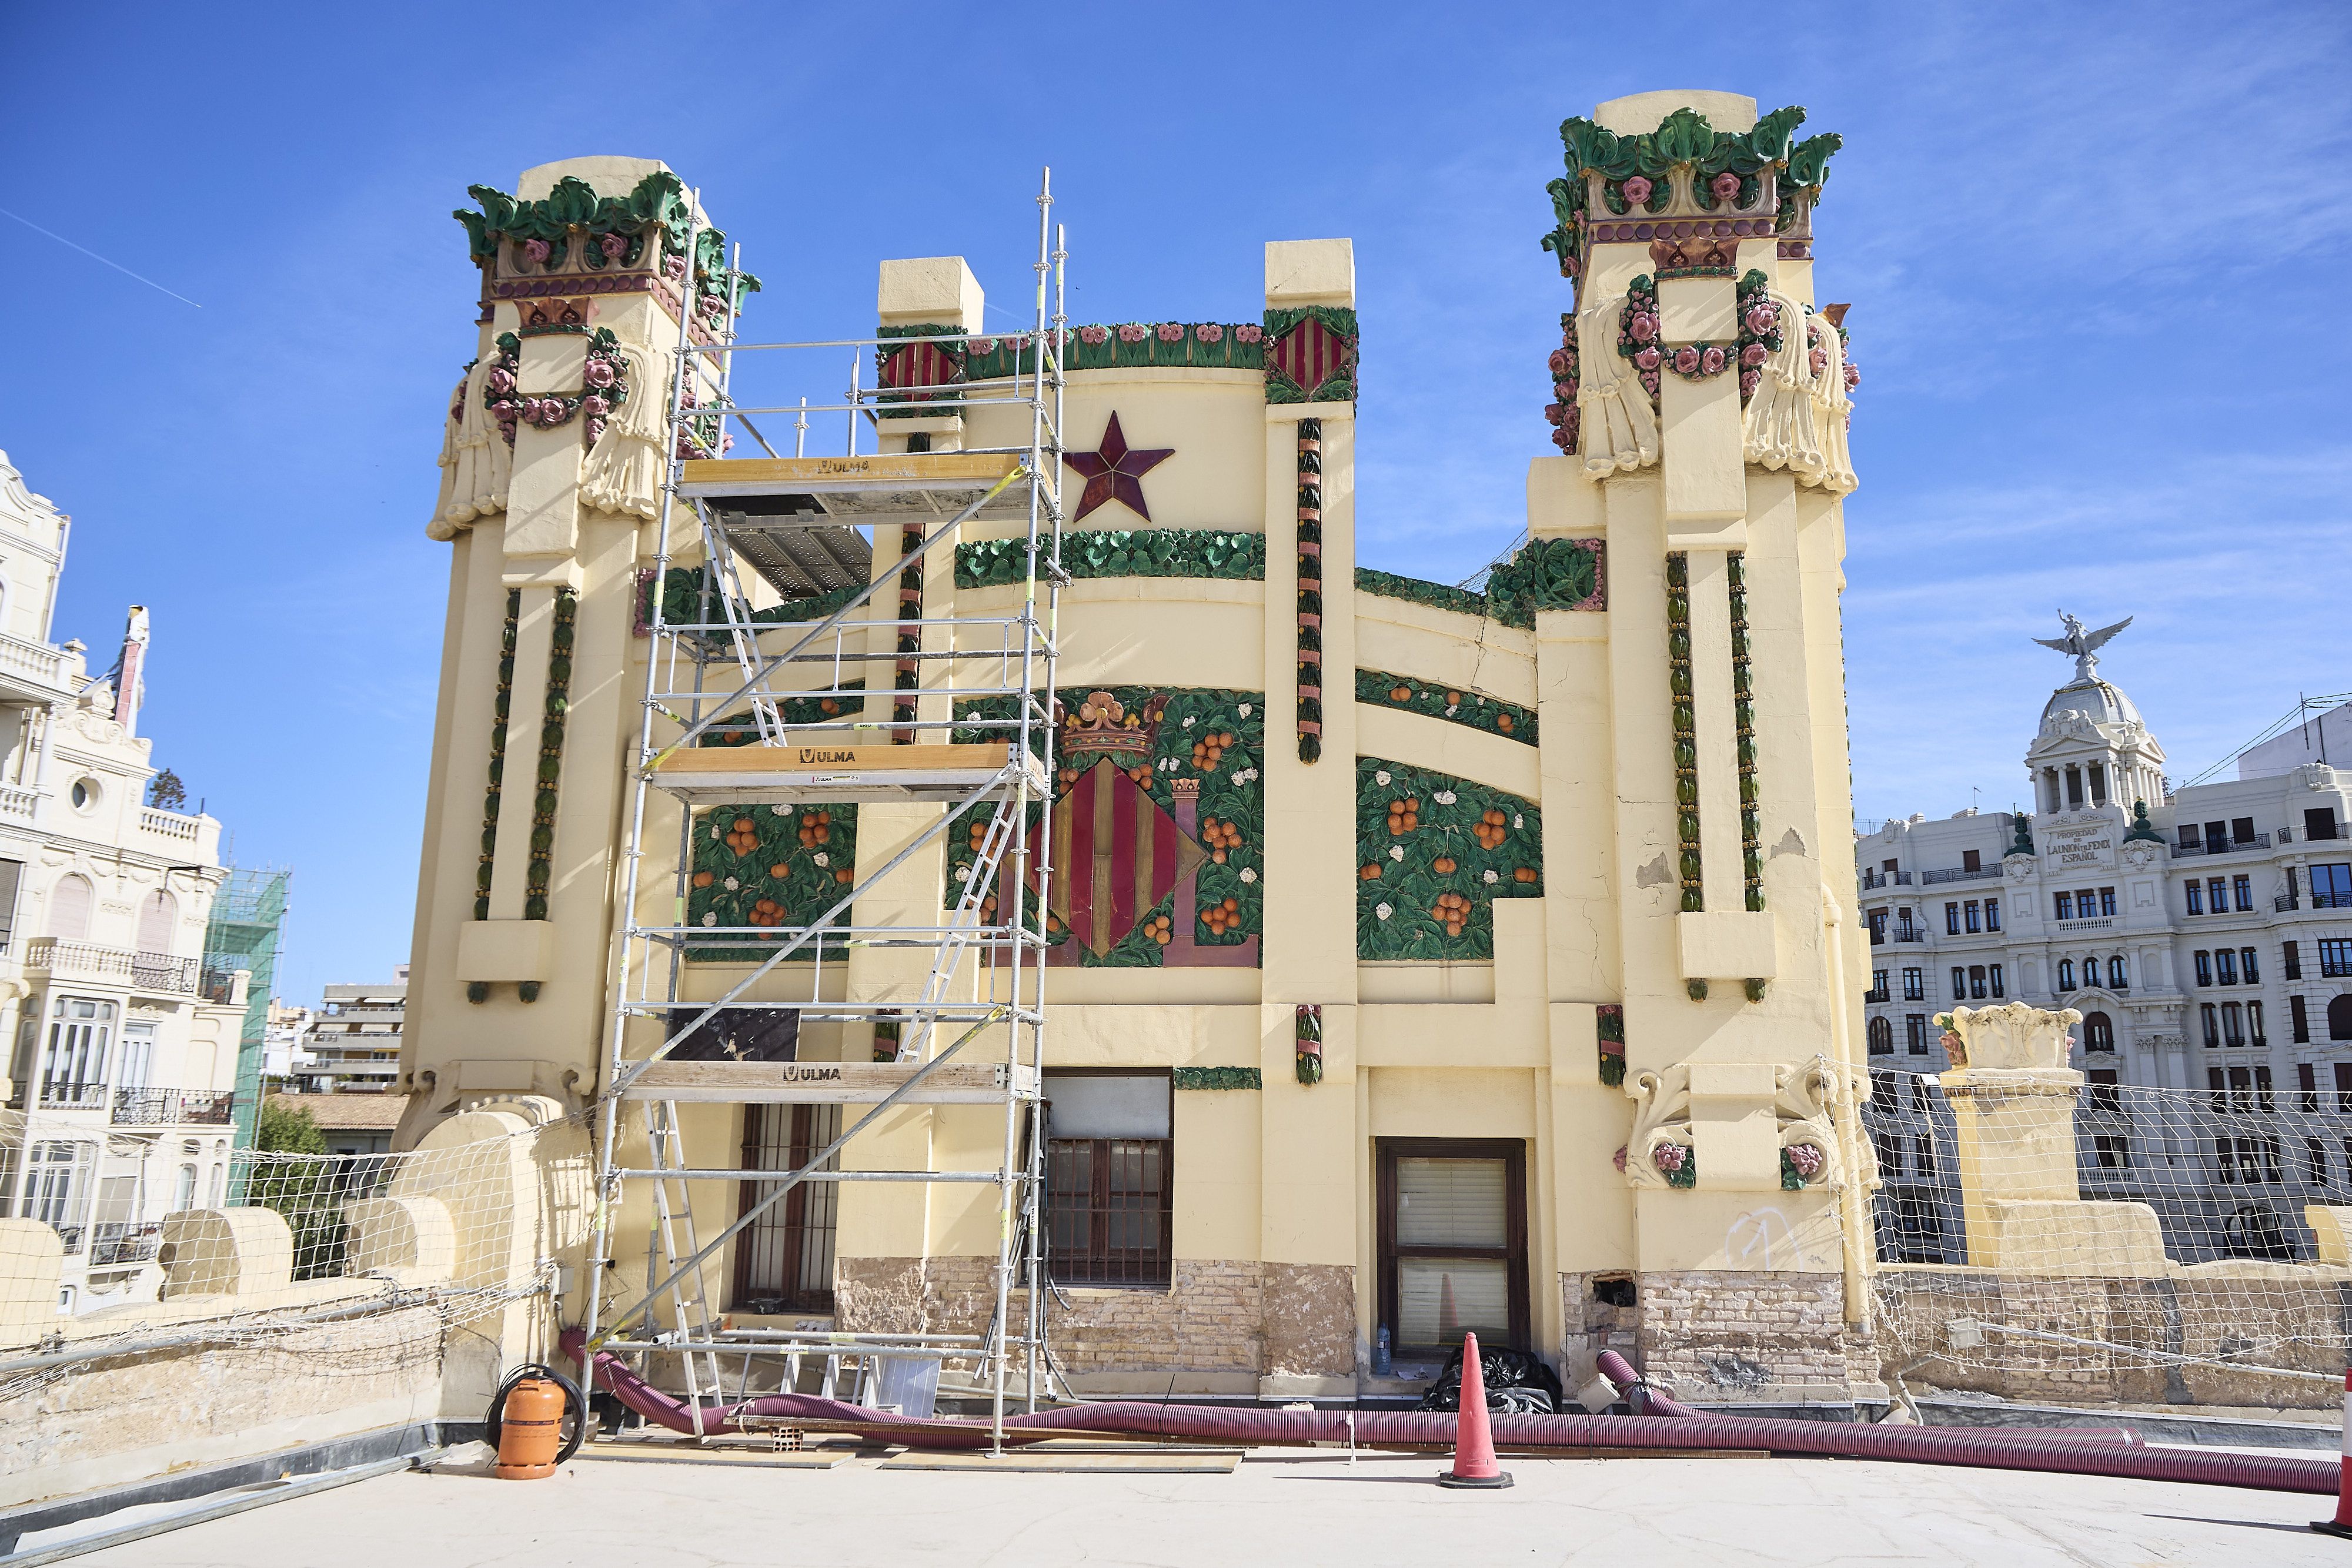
<box><xmin>495</xmin><ymin>1377</ymin><xmax>568</xmax><ymax>1480</ymax></box>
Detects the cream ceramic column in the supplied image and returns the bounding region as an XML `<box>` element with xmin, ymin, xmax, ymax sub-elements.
<box><xmin>1257</xmin><ymin>239</ymin><xmax>1362</xmax><ymax>1395</ymax></box>
<box><xmin>836</xmin><ymin>259</ymin><xmax>988</xmax><ymax>1280</ymax></box>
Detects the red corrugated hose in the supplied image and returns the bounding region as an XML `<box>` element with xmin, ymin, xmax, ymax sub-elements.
<box><xmin>561</xmin><ymin>1331</ymin><xmax>2334</xmax><ymax>1496</ymax></box>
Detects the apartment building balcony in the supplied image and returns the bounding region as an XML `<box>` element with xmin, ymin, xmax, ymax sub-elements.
<box><xmin>2173</xmin><ymin>834</ymin><xmax>2272</xmax><ymax>858</ymax></box>
<box><xmin>25</xmin><ymin>939</ymin><xmax>201</xmax><ymax>997</ymax></box>
<box><xmin>0</xmin><ymin>783</ymin><xmax>38</xmax><ymax>826</ymax></box>
<box><xmin>88</xmin><ymin>1222</ymin><xmax>162</xmax><ymax>1268</ymax></box>
<box><xmin>1887</xmin><ymin>930</ymin><xmax>1926</xmax><ymax>944</ymax></box>
<box><xmin>32</xmin><ymin>1078</ymin><xmax>108</xmax><ymax>1111</ymax></box>
<box><xmin>137</xmin><ymin>807</ymin><xmax>205</xmax><ymax>845</ymax></box>
<box><xmin>1861</xmin><ymin>871</ymin><xmax>1914</xmax><ymax>889</ymax></box>
<box><xmin>1921</xmin><ymin>867</ymin><xmax>2001</xmax><ymax>884</ymax></box>
<box><xmin>112</xmin><ymin>1086</ymin><xmax>235</xmax><ymax>1126</ymax></box>
<box><xmin>0</xmin><ymin>629</ymin><xmax>69</xmax><ymax>696</ymax></box>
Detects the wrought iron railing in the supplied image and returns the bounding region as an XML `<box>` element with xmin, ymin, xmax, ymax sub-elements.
<box><xmin>24</xmin><ymin>940</ymin><xmax>201</xmax><ymax>995</ymax></box>
<box><xmin>36</xmin><ymin>1080</ymin><xmax>109</xmax><ymax>1110</ymax></box>
<box><xmin>113</xmin><ymin>1087</ymin><xmax>235</xmax><ymax>1126</ymax></box>
<box><xmin>89</xmin><ymin>1222</ymin><xmax>161</xmax><ymax>1266</ymax></box>
<box><xmin>2173</xmin><ymin>833</ymin><xmax>2271</xmax><ymax>858</ymax></box>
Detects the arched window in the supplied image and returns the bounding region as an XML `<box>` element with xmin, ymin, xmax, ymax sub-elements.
<box><xmin>136</xmin><ymin>890</ymin><xmax>176</xmax><ymax>955</ymax></box>
<box><xmin>2082</xmin><ymin>1011</ymin><xmax>2114</xmax><ymax>1052</ymax></box>
<box><xmin>1867</xmin><ymin>1016</ymin><xmax>1893</xmax><ymax>1055</ymax></box>
<box><xmin>173</xmin><ymin>1164</ymin><xmax>198</xmax><ymax>1211</ymax></box>
<box><xmin>2108</xmin><ymin>955</ymin><xmax>2128</xmax><ymax>989</ymax></box>
<box><xmin>48</xmin><ymin>874</ymin><xmax>91</xmax><ymax>940</ymax></box>
<box><xmin>2057</xmin><ymin>959</ymin><xmax>2075</xmax><ymax>991</ymax></box>
<box><xmin>2330</xmin><ymin>994</ymin><xmax>2352</xmax><ymax>1043</ymax></box>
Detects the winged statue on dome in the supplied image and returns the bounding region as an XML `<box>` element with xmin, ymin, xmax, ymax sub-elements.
<box><xmin>2033</xmin><ymin>610</ymin><xmax>2132</xmax><ymax>681</ymax></box>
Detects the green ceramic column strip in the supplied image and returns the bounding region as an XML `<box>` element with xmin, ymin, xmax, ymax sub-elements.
<box><xmin>1666</xmin><ymin>554</ymin><xmax>1700</xmax><ymax>913</ymax></box>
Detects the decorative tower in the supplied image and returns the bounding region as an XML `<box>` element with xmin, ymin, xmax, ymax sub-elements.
<box><xmin>1534</xmin><ymin>92</ymin><xmax>1876</xmax><ymax>1376</ymax></box>
<box><xmin>405</xmin><ymin>157</ymin><xmax>751</xmax><ymax>1119</ymax></box>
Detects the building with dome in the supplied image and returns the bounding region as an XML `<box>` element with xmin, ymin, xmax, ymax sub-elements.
<box><xmin>1855</xmin><ymin>617</ymin><xmax>2352</xmax><ymax>1262</ymax></box>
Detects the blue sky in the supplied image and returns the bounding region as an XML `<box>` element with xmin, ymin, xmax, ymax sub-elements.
<box><xmin>1</xmin><ymin>2</ymin><xmax>2345</xmax><ymax>1003</ymax></box>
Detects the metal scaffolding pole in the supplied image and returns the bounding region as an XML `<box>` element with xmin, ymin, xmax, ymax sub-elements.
<box><xmin>578</xmin><ymin>172</ymin><xmax>1067</xmax><ymax>1456</ymax></box>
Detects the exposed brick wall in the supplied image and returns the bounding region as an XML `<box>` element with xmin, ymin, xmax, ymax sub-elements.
<box><xmin>1631</xmin><ymin>1270</ymin><xmax>1872</xmax><ymax>1393</ymax></box>
<box><xmin>837</xmin><ymin>1256</ymin><xmax>1357</xmax><ymax>1379</ymax></box>
<box><xmin>1558</xmin><ymin>1271</ymin><xmax>1640</xmax><ymax>1385</ymax></box>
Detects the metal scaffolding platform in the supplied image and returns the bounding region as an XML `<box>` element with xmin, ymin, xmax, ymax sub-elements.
<box><xmin>581</xmin><ymin>172</ymin><xmax>1071</xmax><ymax>1453</ymax></box>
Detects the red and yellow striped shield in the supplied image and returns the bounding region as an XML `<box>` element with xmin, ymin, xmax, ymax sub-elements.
<box><xmin>880</xmin><ymin>340</ymin><xmax>961</xmax><ymax>402</ymax></box>
<box><xmin>1030</xmin><ymin>759</ymin><xmax>1205</xmax><ymax>956</ymax></box>
<box><xmin>1269</xmin><ymin>316</ymin><xmax>1354</xmax><ymax>398</ymax></box>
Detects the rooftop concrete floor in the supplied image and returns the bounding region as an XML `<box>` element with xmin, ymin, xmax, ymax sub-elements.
<box><xmin>77</xmin><ymin>1441</ymin><xmax>2350</xmax><ymax>1567</ymax></box>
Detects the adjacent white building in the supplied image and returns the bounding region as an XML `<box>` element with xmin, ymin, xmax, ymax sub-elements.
<box><xmin>288</xmin><ymin>970</ymin><xmax>406</xmax><ymax>1095</ymax></box>
<box><xmin>1855</xmin><ymin>617</ymin><xmax>2352</xmax><ymax>1263</ymax></box>
<box><xmin>260</xmin><ymin>998</ymin><xmax>315</xmax><ymax>1084</ymax></box>
<box><xmin>0</xmin><ymin>452</ymin><xmax>249</xmax><ymax>1313</ymax></box>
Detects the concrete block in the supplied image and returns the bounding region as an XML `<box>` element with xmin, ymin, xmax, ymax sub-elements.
<box><xmin>1265</xmin><ymin>239</ymin><xmax>1355</xmax><ymax>307</ymax></box>
<box><xmin>159</xmin><ymin>1207</ymin><xmax>295</xmax><ymax>1299</ymax></box>
<box><xmin>877</xmin><ymin>257</ymin><xmax>983</xmax><ymax>328</ymax></box>
<box><xmin>1594</xmin><ymin>91</ymin><xmax>1757</xmax><ymax>135</ymax></box>
<box><xmin>346</xmin><ymin>1195</ymin><xmax>458</xmax><ymax>1284</ymax></box>
<box><xmin>1526</xmin><ymin>456</ymin><xmax>1603</xmax><ymax>538</ymax></box>
<box><xmin>1984</xmin><ymin>1199</ymin><xmax>2170</xmax><ymax>1276</ymax></box>
<box><xmin>1676</xmin><ymin>910</ymin><xmax>1777</xmax><ymax>979</ymax></box>
<box><xmin>0</xmin><ymin>1218</ymin><xmax>64</xmax><ymax>1346</ymax></box>
<box><xmin>2306</xmin><ymin>1205</ymin><xmax>2352</xmax><ymax>1264</ymax></box>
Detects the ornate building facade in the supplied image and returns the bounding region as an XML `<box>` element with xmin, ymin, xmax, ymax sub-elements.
<box><xmin>1856</xmin><ymin>624</ymin><xmax>2352</xmax><ymax>1262</ymax></box>
<box><xmin>399</xmin><ymin>90</ymin><xmax>1885</xmax><ymax>1400</ymax></box>
<box><xmin>0</xmin><ymin>453</ymin><xmax>249</xmax><ymax>1313</ymax></box>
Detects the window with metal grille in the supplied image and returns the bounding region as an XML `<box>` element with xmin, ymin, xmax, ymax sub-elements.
<box><xmin>1379</xmin><ymin>1139</ymin><xmax>1528</xmax><ymax>1355</ymax></box>
<box><xmin>1045</xmin><ymin>1072</ymin><xmax>1172</xmax><ymax>1288</ymax></box>
<box><xmin>733</xmin><ymin>1102</ymin><xmax>840</xmax><ymax>1313</ymax></box>
<box><xmin>1046</xmin><ymin>1139</ymin><xmax>1171</xmax><ymax>1287</ymax></box>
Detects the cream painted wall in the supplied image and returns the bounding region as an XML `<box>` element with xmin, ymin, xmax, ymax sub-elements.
<box><xmin>400</xmin><ymin>128</ymin><xmax>1870</xmax><ymax>1385</ymax></box>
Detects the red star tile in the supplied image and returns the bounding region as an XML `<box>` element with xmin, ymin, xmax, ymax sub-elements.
<box><xmin>1066</xmin><ymin>412</ymin><xmax>1172</xmax><ymax>523</ymax></box>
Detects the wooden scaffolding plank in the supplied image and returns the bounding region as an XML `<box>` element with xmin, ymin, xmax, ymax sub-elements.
<box><xmin>677</xmin><ymin>453</ymin><xmax>1020</xmax><ymax>499</ymax></box>
<box><xmin>650</xmin><ymin>742</ymin><xmax>1048</xmax><ymax>805</ymax></box>
<box><xmin>622</xmin><ymin>1059</ymin><xmax>1037</xmax><ymax>1104</ymax></box>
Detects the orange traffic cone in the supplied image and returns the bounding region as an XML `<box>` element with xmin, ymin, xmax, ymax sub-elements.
<box><xmin>2314</xmin><ymin>1369</ymin><xmax>2352</xmax><ymax>1537</ymax></box>
<box><xmin>1435</xmin><ymin>1332</ymin><xmax>1513</xmax><ymax>1490</ymax></box>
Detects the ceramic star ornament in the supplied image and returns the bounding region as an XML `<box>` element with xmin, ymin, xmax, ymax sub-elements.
<box><xmin>1066</xmin><ymin>412</ymin><xmax>1172</xmax><ymax>522</ymax></box>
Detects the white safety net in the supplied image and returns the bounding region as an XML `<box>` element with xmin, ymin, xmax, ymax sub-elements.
<box><xmin>1865</xmin><ymin>1072</ymin><xmax>2352</xmax><ymax>1405</ymax></box>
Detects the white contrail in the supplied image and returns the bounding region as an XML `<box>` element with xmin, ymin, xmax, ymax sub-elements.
<box><xmin>0</xmin><ymin>206</ymin><xmax>202</xmax><ymax>309</ymax></box>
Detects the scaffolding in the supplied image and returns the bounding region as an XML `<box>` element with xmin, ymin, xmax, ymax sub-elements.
<box><xmin>200</xmin><ymin>865</ymin><xmax>292</xmax><ymax>1150</ymax></box>
<box><xmin>580</xmin><ymin>173</ymin><xmax>1068</xmax><ymax>1453</ymax></box>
